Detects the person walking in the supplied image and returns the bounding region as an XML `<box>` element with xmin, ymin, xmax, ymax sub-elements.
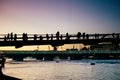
<box><xmin>77</xmin><ymin>32</ymin><xmax>81</xmax><ymax>39</ymax></box>
<box><xmin>56</xmin><ymin>31</ymin><xmax>60</xmax><ymax>40</ymax></box>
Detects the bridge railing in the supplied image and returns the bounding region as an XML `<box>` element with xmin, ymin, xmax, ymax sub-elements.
<box><xmin>0</xmin><ymin>33</ymin><xmax>120</xmax><ymax>42</ymax></box>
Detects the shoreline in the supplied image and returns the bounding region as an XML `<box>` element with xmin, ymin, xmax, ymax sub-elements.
<box><xmin>0</xmin><ymin>74</ymin><xmax>22</xmax><ymax>80</ymax></box>
<box><xmin>0</xmin><ymin>67</ymin><xmax>22</xmax><ymax>80</ymax></box>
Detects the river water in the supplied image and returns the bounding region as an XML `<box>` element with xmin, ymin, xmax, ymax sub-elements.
<box><xmin>3</xmin><ymin>60</ymin><xmax>120</xmax><ymax>80</ymax></box>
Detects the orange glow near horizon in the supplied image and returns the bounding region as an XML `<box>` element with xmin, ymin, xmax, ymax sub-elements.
<box><xmin>0</xmin><ymin>44</ymin><xmax>85</xmax><ymax>51</ymax></box>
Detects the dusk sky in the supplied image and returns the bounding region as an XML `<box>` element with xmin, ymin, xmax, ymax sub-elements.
<box><xmin>0</xmin><ymin>0</ymin><xmax>120</xmax><ymax>50</ymax></box>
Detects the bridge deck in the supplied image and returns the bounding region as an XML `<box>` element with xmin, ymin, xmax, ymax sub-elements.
<box><xmin>0</xmin><ymin>33</ymin><xmax>119</xmax><ymax>48</ymax></box>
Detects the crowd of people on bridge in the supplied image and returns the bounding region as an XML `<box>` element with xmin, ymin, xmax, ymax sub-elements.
<box><xmin>3</xmin><ymin>32</ymin><xmax>120</xmax><ymax>42</ymax></box>
<box><xmin>4</xmin><ymin>32</ymin><xmax>17</xmax><ymax>42</ymax></box>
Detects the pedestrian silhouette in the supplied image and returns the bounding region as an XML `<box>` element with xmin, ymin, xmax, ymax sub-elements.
<box><xmin>77</xmin><ymin>32</ymin><xmax>81</xmax><ymax>39</ymax></box>
<box><xmin>39</xmin><ymin>35</ymin><xmax>43</xmax><ymax>40</ymax></box>
<box><xmin>14</xmin><ymin>34</ymin><xmax>17</xmax><ymax>42</ymax></box>
<box><xmin>82</xmin><ymin>32</ymin><xmax>85</xmax><ymax>39</ymax></box>
<box><xmin>7</xmin><ymin>33</ymin><xmax>10</xmax><ymax>41</ymax></box>
<box><xmin>112</xmin><ymin>33</ymin><xmax>115</xmax><ymax>38</ymax></box>
<box><xmin>10</xmin><ymin>32</ymin><xmax>13</xmax><ymax>41</ymax></box>
<box><xmin>34</xmin><ymin>34</ymin><xmax>37</xmax><ymax>41</ymax></box>
<box><xmin>60</xmin><ymin>35</ymin><xmax>63</xmax><ymax>40</ymax></box>
<box><xmin>46</xmin><ymin>34</ymin><xmax>49</xmax><ymax>40</ymax></box>
<box><xmin>95</xmin><ymin>33</ymin><xmax>97</xmax><ymax>39</ymax></box>
<box><xmin>97</xmin><ymin>34</ymin><xmax>99</xmax><ymax>39</ymax></box>
<box><xmin>25</xmin><ymin>33</ymin><xmax>28</xmax><ymax>41</ymax></box>
<box><xmin>66</xmin><ymin>33</ymin><xmax>70</xmax><ymax>40</ymax></box>
<box><xmin>51</xmin><ymin>34</ymin><xmax>53</xmax><ymax>40</ymax></box>
<box><xmin>23</xmin><ymin>33</ymin><xmax>28</xmax><ymax>41</ymax></box>
<box><xmin>86</xmin><ymin>34</ymin><xmax>89</xmax><ymax>39</ymax></box>
<box><xmin>4</xmin><ymin>35</ymin><xmax>7</xmax><ymax>42</ymax></box>
<box><xmin>56</xmin><ymin>31</ymin><xmax>60</xmax><ymax>40</ymax></box>
<box><xmin>22</xmin><ymin>33</ymin><xmax>25</xmax><ymax>41</ymax></box>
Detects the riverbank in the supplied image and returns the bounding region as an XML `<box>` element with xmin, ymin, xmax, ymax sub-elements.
<box><xmin>0</xmin><ymin>67</ymin><xmax>21</xmax><ymax>80</ymax></box>
<box><xmin>0</xmin><ymin>75</ymin><xmax>22</xmax><ymax>80</ymax></box>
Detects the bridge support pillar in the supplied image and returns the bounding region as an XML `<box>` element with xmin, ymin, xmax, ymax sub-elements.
<box><xmin>54</xmin><ymin>47</ymin><xmax>57</xmax><ymax>51</ymax></box>
<box><xmin>53</xmin><ymin>46</ymin><xmax>59</xmax><ymax>51</ymax></box>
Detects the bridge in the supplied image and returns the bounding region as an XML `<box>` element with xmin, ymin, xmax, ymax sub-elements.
<box><xmin>0</xmin><ymin>32</ymin><xmax>120</xmax><ymax>79</ymax></box>
<box><xmin>0</xmin><ymin>32</ymin><xmax>120</xmax><ymax>61</ymax></box>
<box><xmin>0</xmin><ymin>32</ymin><xmax>120</xmax><ymax>50</ymax></box>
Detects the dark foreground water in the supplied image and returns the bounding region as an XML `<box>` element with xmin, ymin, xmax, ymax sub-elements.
<box><xmin>3</xmin><ymin>60</ymin><xmax>120</xmax><ymax>80</ymax></box>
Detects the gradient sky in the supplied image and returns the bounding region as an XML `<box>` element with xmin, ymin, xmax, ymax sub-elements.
<box><xmin>0</xmin><ymin>0</ymin><xmax>120</xmax><ymax>50</ymax></box>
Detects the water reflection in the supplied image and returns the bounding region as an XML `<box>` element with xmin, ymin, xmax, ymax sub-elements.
<box><xmin>3</xmin><ymin>60</ymin><xmax>120</xmax><ymax>80</ymax></box>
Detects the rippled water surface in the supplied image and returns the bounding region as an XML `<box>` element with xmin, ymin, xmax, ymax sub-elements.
<box><xmin>3</xmin><ymin>60</ymin><xmax>120</xmax><ymax>80</ymax></box>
